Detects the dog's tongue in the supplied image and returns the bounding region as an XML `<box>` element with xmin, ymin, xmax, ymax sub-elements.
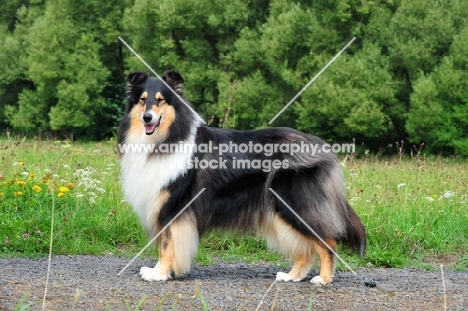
<box><xmin>145</xmin><ymin>123</ymin><xmax>157</xmax><ymax>134</ymax></box>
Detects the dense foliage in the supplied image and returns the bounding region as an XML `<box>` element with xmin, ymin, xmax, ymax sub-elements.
<box><xmin>0</xmin><ymin>0</ymin><xmax>467</xmax><ymax>154</ymax></box>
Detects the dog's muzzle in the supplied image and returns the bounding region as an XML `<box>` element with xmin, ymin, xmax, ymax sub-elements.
<box><xmin>142</xmin><ymin>112</ymin><xmax>161</xmax><ymax>135</ymax></box>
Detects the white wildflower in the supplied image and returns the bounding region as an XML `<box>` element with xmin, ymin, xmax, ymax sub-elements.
<box><xmin>21</xmin><ymin>171</ymin><xmax>29</xmax><ymax>177</ymax></box>
<box><xmin>440</xmin><ymin>190</ymin><xmax>454</xmax><ymax>200</ymax></box>
<box><xmin>397</xmin><ymin>183</ymin><xmax>406</xmax><ymax>189</ymax></box>
<box><xmin>63</xmin><ymin>164</ymin><xmax>71</xmax><ymax>169</ymax></box>
<box><xmin>72</xmin><ymin>166</ymin><xmax>105</xmax><ymax>204</ymax></box>
<box><xmin>425</xmin><ymin>197</ymin><xmax>435</xmax><ymax>202</ymax></box>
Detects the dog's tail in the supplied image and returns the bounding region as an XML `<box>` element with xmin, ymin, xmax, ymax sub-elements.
<box><xmin>340</xmin><ymin>202</ymin><xmax>366</xmax><ymax>257</ymax></box>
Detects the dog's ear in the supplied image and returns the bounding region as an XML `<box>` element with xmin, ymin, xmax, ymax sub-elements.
<box><xmin>126</xmin><ymin>71</ymin><xmax>148</xmax><ymax>85</ymax></box>
<box><xmin>162</xmin><ymin>70</ymin><xmax>184</xmax><ymax>95</ymax></box>
<box><xmin>126</xmin><ymin>71</ymin><xmax>148</xmax><ymax>105</ymax></box>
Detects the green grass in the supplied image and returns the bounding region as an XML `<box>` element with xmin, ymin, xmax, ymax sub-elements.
<box><xmin>342</xmin><ymin>155</ymin><xmax>468</xmax><ymax>269</ymax></box>
<box><xmin>1</xmin><ymin>136</ymin><xmax>467</xmax><ymax>270</ymax></box>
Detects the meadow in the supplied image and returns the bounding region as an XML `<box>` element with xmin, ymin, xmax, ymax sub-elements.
<box><xmin>1</xmin><ymin>135</ymin><xmax>467</xmax><ymax>271</ymax></box>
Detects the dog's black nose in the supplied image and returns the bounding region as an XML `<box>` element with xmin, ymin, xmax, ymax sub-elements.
<box><xmin>143</xmin><ymin>113</ymin><xmax>153</xmax><ymax>123</ymax></box>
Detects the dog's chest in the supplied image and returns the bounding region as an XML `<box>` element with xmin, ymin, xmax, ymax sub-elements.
<box><xmin>120</xmin><ymin>150</ymin><xmax>192</xmax><ymax>222</ymax></box>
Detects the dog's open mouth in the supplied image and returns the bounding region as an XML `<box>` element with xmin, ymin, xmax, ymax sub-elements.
<box><xmin>144</xmin><ymin>116</ymin><xmax>161</xmax><ymax>135</ymax></box>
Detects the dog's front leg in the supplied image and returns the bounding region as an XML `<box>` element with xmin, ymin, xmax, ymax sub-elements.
<box><xmin>140</xmin><ymin>216</ymin><xmax>199</xmax><ymax>281</ymax></box>
<box><xmin>140</xmin><ymin>230</ymin><xmax>174</xmax><ymax>281</ymax></box>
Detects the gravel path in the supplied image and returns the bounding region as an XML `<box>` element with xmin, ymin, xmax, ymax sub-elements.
<box><xmin>1</xmin><ymin>255</ymin><xmax>467</xmax><ymax>310</ymax></box>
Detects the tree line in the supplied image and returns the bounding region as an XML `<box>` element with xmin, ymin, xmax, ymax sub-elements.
<box><xmin>0</xmin><ymin>0</ymin><xmax>467</xmax><ymax>154</ymax></box>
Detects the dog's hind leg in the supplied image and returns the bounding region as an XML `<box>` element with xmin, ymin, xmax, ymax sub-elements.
<box><xmin>276</xmin><ymin>252</ymin><xmax>315</xmax><ymax>282</ymax></box>
<box><xmin>309</xmin><ymin>238</ymin><xmax>337</xmax><ymax>284</ymax></box>
<box><xmin>268</xmin><ymin>214</ymin><xmax>315</xmax><ymax>282</ymax></box>
<box><xmin>140</xmin><ymin>215</ymin><xmax>199</xmax><ymax>281</ymax></box>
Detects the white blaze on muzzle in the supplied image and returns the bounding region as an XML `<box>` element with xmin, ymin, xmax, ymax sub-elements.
<box><xmin>142</xmin><ymin>110</ymin><xmax>161</xmax><ymax>135</ymax></box>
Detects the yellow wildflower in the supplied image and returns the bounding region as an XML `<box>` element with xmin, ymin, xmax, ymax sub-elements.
<box><xmin>14</xmin><ymin>191</ymin><xmax>23</xmax><ymax>197</ymax></box>
<box><xmin>0</xmin><ymin>192</ymin><xmax>4</xmax><ymax>198</ymax></box>
<box><xmin>28</xmin><ymin>174</ymin><xmax>37</xmax><ymax>181</ymax></box>
<box><xmin>16</xmin><ymin>181</ymin><xmax>27</xmax><ymax>187</ymax></box>
<box><xmin>59</xmin><ymin>186</ymin><xmax>69</xmax><ymax>194</ymax></box>
<box><xmin>32</xmin><ymin>185</ymin><xmax>42</xmax><ymax>193</ymax></box>
<box><xmin>58</xmin><ymin>192</ymin><xmax>65</xmax><ymax>197</ymax></box>
<box><xmin>42</xmin><ymin>173</ymin><xmax>52</xmax><ymax>184</ymax></box>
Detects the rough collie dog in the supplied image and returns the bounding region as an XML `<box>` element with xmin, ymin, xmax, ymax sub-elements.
<box><xmin>118</xmin><ymin>70</ymin><xmax>366</xmax><ymax>284</ymax></box>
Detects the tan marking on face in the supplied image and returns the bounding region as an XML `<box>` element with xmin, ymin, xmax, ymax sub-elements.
<box><xmin>140</xmin><ymin>91</ymin><xmax>148</xmax><ymax>102</ymax></box>
<box><xmin>129</xmin><ymin>102</ymin><xmax>145</xmax><ymax>138</ymax></box>
<box><xmin>157</xmin><ymin>103</ymin><xmax>175</xmax><ymax>131</ymax></box>
<box><xmin>146</xmin><ymin>102</ymin><xmax>176</xmax><ymax>142</ymax></box>
<box><xmin>155</xmin><ymin>92</ymin><xmax>165</xmax><ymax>102</ymax></box>
<box><xmin>127</xmin><ymin>95</ymin><xmax>175</xmax><ymax>142</ymax></box>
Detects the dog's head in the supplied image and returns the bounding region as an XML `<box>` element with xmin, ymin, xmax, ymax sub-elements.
<box><xmin>125</xmin><ymin>70</ymin><xmax>185</xmax><ymax>137</ymax></box>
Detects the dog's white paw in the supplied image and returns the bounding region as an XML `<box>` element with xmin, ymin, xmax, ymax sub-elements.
<box><xmin>276</xmin><ymin>272</ymin><xmax>293</xmax><ymax>282</ymax></box>
<box><xmin>140</xmin><ymin>265</ymin><xmax>171</xmax><ymax>281</ymax></box>
<box><xmin>310</xmin><ymin>275</ymin><xmax>330</xmax><ymax>285</ymax></box>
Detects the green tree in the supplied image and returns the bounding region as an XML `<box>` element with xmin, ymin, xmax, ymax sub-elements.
<box><xmin>407</xmin><ymin>24</ymin><xmax>468</xmax><ymax>155</ymax></box>
<box><xmin>6</xmin><ymin>0</ymin><xmax>109</xmax><ymax>137</ymax></box>
<box><xmin>0</xmin><ymin>1</ymin><xmax>44</xmax><ymax>132</ymax></box>
<box><xmin>122</xmin><ymin>0</ymin><xmax>270</xmax><ymax>121</ymax></box>
<box><xmin>0</xmin><ymin>0</ymin><xmax>467</xmax><ymax>153</ymax></box>
<box><xmin>295</xmin><ymin>43</ymin><xmax>395</xmax><ymax>143</ymax></box>
<box><xmin>2</xmin><ymin>0</ymin><xmax>128</xmax><ymax>139</ymax></box>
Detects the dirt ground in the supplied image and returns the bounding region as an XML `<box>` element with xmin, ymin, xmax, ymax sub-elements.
<box><xmin>1</xmin><ymin>255</ymin><xmax>467</xmax><ymax>310</ymax></box>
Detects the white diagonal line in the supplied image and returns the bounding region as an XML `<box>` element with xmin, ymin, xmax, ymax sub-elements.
<box><xmin>118</xmin><ymin>36</ymin><xmax>206</xmax><ymax>124</ymax></box>
<box><xmin>440</xmin><ymin>264</ymin><xmax>447</xmax><ymax>311</ymax></box>
<box><xmin>268</xmin><ymin>37</ymin><xmax>356</xmax><ymax>124</ymax></box>
<box><xmin>42</xmin><ymin>184</ymin><xmax>56</xmax><ymax>310</ymax></box>
<box><xmin>255</xmin><ymin>280</ymin><xmax>277</xmax><ymax>311</ymax></box>
<box><xmin>268</xmin><ymin>188</ymin><xmax>357</xmax><ymax>275</ymax></box>
<box><xmin>117</xmin><ymin>188</ymin><xmax>206</xmax><ymax>276</ymax></box>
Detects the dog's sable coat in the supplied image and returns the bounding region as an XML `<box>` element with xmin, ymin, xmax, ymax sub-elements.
<box><xmin>118</xmin><ymin>70</ymin><xmax>366</xmax><ymax>284</ymax></box>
